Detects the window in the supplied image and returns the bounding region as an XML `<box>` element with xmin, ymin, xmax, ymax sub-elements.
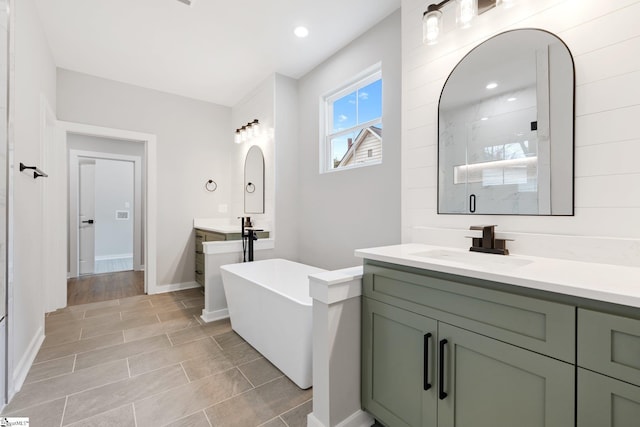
<box><xmin>322</xmin><ymin>65</ymin><xmax>382</xmax><ymax>172</ymax></box>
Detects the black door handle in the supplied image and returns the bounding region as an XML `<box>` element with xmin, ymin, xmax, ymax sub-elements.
<box><xmin>424</xmin><ymin>333</ymin><xmax>432</xmax><ymax>390</ymax></box>
<box><xmin>469</xmin><ymin>194</ymin><xmax>476</xmax><ymax>213</ymax></box>
<box><xmin>81</xmin><ymin>219</ymin><xmax>94</xmax><ymax>224</ymax></box>
<box><xmin>439</xmin><ymin>339</ymin><xmax>448</xmax><ymax>400</ymax></box>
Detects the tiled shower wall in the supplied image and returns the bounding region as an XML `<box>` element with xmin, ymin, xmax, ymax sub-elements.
<box><xmin>401</xmin><ymin>0</ymin><xmax>640</xmax><ymax>267</ymax></box>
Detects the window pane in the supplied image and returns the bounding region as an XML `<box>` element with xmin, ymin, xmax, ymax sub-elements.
<box><xmin>358</xmin><ymin>79</ymin><xmax>382</xmax><ymax>124</ymax></box>
<box><xmin>332</xmin><ymin>91</ymin><xmax>357</xmax><ymax>133</ymax></box>
<box><xmin>330</xmin><ymin>131</ymin><xmax>358</xmax><ymax>169</ymax></box>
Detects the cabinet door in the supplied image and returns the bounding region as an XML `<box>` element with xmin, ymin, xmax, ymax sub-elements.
<box><xmin>578</xmin><ymin>368</ymin><xmax>640</xmax><ymax>427</ymax></box>
<box><xmin>437</xmin><ymin>323</ymin><xmax>574</xmax><ymax>427</ymax></box>
<box><xmin>362</xmin><ymin>298</ymin><xmax>438</xmax><ymax>427</ymax></box>
<box><xmin>578</xmin><ymin>308</ymin><xmax>640</xmax><ymax>386</ymax></box>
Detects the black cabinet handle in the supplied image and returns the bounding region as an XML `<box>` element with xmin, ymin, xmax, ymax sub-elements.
<box><xmin>439</xmin><ymin>339</ymin><xmax>448</xmax><ymax>400</ymax></box>
<box><xmin>423</xmin><ymin>333</ymin><xmax>432</xmax><ymax>390</ymax></box>
<box><xmin>469</xmin><ymin>194</ymin><xmax>476</xmax><ymax>213</ymax></box>
<box><xmin>81</xmin><ymin>219</ymin><xmax>94</xmax><ymax>224</ymax></box>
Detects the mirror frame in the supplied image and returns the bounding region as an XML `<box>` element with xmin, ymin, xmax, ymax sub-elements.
<box><xmin>437</xmin><ymin>28</ymin><xmax>575</xmax><ymax>216</ymax></box>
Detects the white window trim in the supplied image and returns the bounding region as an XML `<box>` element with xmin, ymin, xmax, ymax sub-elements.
<box><xmin>319</xmin><ymin>63</ymin><xmax>382</xmax><ymax>174</ymax></box>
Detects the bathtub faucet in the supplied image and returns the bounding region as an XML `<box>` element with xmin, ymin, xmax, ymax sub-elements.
<box><xmin>245</xmin><ymin>227</ymin><xmax>263</xmax><ymax>262</ymax></box>
<box><xmin>238</xmin><ymin>216</ymin><xmax>262</xmax><ymax>262</ymax></box>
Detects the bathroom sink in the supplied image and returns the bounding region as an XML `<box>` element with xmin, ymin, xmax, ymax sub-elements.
<box><xmin>411</xmin><ymin>249</ymin><xmax>533</xmax><ymax>268</ymax></box>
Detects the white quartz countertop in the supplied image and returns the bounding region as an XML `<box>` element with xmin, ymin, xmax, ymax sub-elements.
<box><xmin>355</xmin><ymin>244</ymin><xmax>640</xmax><ymax>309</ymax></box>
<box><xmin>195</xmin><ymin>225</ymin><xmax>242</xmax><ymax>234</ymax></box>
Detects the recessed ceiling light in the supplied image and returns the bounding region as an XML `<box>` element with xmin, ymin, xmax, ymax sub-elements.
<box><xmin>486</xmin><ymin>82</ymin><xmax>498</xmax><ymax>89</ymax></box>
<box><xmin>294</xmin><ymin>26</ymin><xmax>309</xmax><ymax>38</ymax></box>
<box><xmin>480</xmin><ymin>117</ymin><xmax>489</xmax><ymax>121</ymax></box>
<box><xmin>507</xmin><ymin>97</ymin><xmax>517</xmax><ymax>102</ymax></box>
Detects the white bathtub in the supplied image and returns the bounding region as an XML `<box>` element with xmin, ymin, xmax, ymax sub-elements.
<box><xmin>220</xmin><ymin>258</ymin><xmax>326</xmax><ymax>389</ymax></box>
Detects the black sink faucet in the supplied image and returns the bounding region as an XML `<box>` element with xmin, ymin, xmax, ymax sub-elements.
<box><xmin>468</xmin><ymin>225</ymin><xmax>510</xmax><ymax>255</ymax></box>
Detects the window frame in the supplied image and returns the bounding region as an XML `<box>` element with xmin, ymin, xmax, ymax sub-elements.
<box><xmin>320</xmin><ymin>64</ymin><xmax>383</xmax><ymax>173</ymax></box>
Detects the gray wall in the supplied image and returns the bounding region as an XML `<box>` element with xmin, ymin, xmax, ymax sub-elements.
<box><xmin>57</xmin><ymin>70</ymin><xmax>233</xmax><ymax>286</ymax></box>
<box><xmin>94</xmin><ymin>159</ymin><xmax>134</xmax><ymax>258</ymax></box>
<box><xmin>296</xmin><ymin>10</ymin><xmax>401</xmax><ymax>269</ymax></box>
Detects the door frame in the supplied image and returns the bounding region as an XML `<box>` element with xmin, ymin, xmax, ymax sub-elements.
<box><xmin>69</xmin><ymin>151</ymin><xmax>143</xmax><ymax>277</ymax></box>
<box><xmin>55</xmin><ymin>121</ymin><xmax>158</xmax><ymax>295</ymax></box>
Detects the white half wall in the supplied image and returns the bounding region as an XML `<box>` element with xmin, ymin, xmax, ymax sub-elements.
<box><xmin>401</xmin><ymin>0</ymin><xmax>640</xmax><ymax>267</ymax></box>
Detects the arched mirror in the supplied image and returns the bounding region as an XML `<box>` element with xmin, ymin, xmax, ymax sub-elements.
<box><xmin>438</xmin><ymin>29</ymin><xmax>574</xmax><ymax>215</ymax></box>
<box><xmin>244</xmin><ymin>145</ymin><xmax>265</xmax><ymax>214</ymax></box>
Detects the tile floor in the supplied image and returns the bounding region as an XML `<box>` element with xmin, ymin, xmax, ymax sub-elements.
<box><xmin>1</xmin><ymin>288</ymin><xmax>312</xmax><ymax>426</ymax></box>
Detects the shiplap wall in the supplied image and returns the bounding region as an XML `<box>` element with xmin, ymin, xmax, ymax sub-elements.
<box><xmin>401</xmin><ymin>0</ymin><xmax>640</xmax><ymax>267</ymax></box>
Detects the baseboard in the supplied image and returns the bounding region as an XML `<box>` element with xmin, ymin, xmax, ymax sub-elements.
<box><xmin>94</xmin><ymin>254</ymin><xmax>133</xmax><ymax>261</ymax></box>
<box><xmin>11</xmin><ymin>325</ymin><xmax>45</xmax><ymax>399</ymax></box>
<box><xmin>152</xmin><ymin>281</ymin><xmax>201</xmax><ymax>294</ymax></box>
<box><xmin>307</xmin><ymin>410</ymin><xmax>374</xmax><ymax>427</ymax></box>
<box><xmin>200</xmin><ymin>308</ymin><xmax>229</xmax><ymax>323</ymax></box>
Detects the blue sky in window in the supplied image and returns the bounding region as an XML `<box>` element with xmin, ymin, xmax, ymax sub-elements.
<box><xmin>330</xmin><ymin>79</ymin><xmax>382</xmax><ymax>165</ymax></box>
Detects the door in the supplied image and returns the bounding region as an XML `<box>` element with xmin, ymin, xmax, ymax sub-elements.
<box><xmin>437</xmin><ymin>323</ymin><xmax>574</xmax><ymax>427</ymax></box>
<box><xmin>362</xmin><ymin>298</ymin><xmax>438</xmax><ymax>427</ymax></box>
<box><xmin>78</xmin><ymin>160</ymin><xmax>96</xmax><ymax>275</ymax></box>
<box><xmin>578</xmin><ymin>368</ymin><xmax>640</xmax><ymax>427</ymax></box>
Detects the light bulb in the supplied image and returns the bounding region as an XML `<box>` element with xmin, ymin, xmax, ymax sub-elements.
<box><xmin>234</xmin><ymin>129</ymin><xmax>242</xmax><ymax>144</ymax></box>
<box><xmin>456</xmin><ymin>0</ymin><xmax>477</xmax><ymax>29</ymax></box>
<box><xmin>251</xmin><ymin>119</ymin><xmax>261</xmax><ymax>136</ymax></box>
<box><xmin>422</xmin><ymin>9</ymin><xmax>443</xmax><ymax>45</ymax></box>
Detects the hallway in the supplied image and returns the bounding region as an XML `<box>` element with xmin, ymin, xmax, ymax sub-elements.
<box><xmin>67</xmin><ymin>270</ymin><xmax>144</xmax><ymax>306</ymax></box>
<box><xmin>1</xmin><ymin>288</ymin><xmax>312</xmax><ymax>426</ymax></box>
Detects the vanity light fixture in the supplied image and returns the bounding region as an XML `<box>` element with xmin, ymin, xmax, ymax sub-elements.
<box><xmin>423</xmin><ymin>0</ymin><xmax>514</xmax><ymax>45</ymax></box>
<box><xmin>234</xmin><ymin>120</ymin><xmax>262</xmax><ymax>144</ymax></box>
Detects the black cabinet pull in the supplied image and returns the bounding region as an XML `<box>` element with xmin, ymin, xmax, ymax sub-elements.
<box><xmin>469</xmin><ymin>194</ymin><xmax>476</xmax><ymax>213</ymax></box>
<box><xmin>81</xmin><ymin>219</ymin><xmax>94</xmax><ymax>224</ymax></box>
<box><xmin>439</xmin><ymin>339</ymin><xmax>448</xmax><ymax>400</ymax></box>
<box><xmin>423</xmin><ymin>333</ymin><xmax>432</xmax><ymax>390</ymax></box>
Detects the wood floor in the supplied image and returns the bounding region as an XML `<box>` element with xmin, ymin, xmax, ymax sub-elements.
<box><xmin>67</xmin><ymin>270</ymin><xmax>145</xmax><ymax>306</ymax></box>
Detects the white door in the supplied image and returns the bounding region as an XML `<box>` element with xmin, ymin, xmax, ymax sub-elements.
<box><xmin>79</xmin><ymin>160</ymin><xmax>96</xmax><ymax>275</ymax></box>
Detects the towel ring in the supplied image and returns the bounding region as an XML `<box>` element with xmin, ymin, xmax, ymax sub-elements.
<box><xmin>246</xmin><ymin>182</ymin><xmax>256</xmax><ymax>193</ymax></box>
<box><xmin>205</xmin><ymin>179</ymin><xmax>217</xmax><ymax>192</ymax></box>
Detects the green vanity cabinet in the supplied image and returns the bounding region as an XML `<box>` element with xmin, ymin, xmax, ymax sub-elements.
<box><xmin>362</xmin><ymin>298</ymin><xmax>438</xmax><ymax>427</ymax></box>
<box><xmin>576</xmin><ymin>309</ymin><xmax>640</xmax><ymax>427</ymax></box>
<box><xmin>362</xmin><ymin>262</ymin><xmax>576</xmax><ymax>427</ymax></box>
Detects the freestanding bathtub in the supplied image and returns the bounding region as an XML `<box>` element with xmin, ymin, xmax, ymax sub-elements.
<box><xmin>220</xmin><ymin>258</ymin><xmax>327</xmax><ymax>389</ymax></box>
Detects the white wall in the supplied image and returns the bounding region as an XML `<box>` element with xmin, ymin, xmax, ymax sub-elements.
<box><xmin>273</xmin><ymin>74</ymin><xmax>301</xmax><ymax>262</ymax></box>
<box><xmin>296</xmin><ymin>10</ymin><xmax>402</xmax><ymax>269</ymax></box>
<box><xmin>94</xmin><ymin>159</ymin><xmax>134</xmax><ymax>258</ymax></box>
<box><xmin>57</xmin><ymin>70</ymin><xmax>233</xmax><ymax>287</ymax></box>
<box><xmin>10</xmin><ymin>0</ymin><xmax>56</xmax><ymax>396</ymax></box>
<box><xmin>401</xmin><ymin>0</ymin><xmax>640</xmax><ymax>267</ymax></box>
<box><xmin>229</xmin><ymin>73</ymin><xmax>301</xmax><ymax>263</ymax></box>
<box><xmin>230</xmin><ymin>75</ymin><xmax>276</xmax><ymax>241</ymax></box>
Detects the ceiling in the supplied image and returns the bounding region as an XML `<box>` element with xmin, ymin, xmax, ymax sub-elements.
<box><xmin>34</xmin><ymin>0</ymin><xmax>400</xmax><ymax>107</ymax></box>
